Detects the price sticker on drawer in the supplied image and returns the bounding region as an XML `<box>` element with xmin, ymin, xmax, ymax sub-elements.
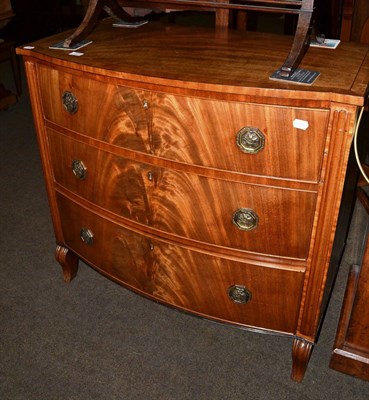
<box><xmin>69</xmin><ymin>51</ymin><xmax>84</xmax><ymax>57</ymax></box>
<box><xmin>293</xmin><ymin>119</ymin><xmax>309</xmax><ymax>130</ymax></box>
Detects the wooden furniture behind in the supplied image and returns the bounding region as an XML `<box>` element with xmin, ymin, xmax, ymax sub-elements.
<box><xmin>330</xmin><ymin>170</ymin><xmax>369</xmax><ymax>381</ymax></box>
<box><xmin>0</xmin><ymin>40</ymin><xmax>22</xmax><ymax>96</ymax></box>
<box><xmin>328</xmin><ymin>0</ymin><xmax>369</xmax><ymax>382</ymax></box>
<box><xmin>0</xmin><ymin>0</ymin><xmax>21</xmax><ymax>109</ymax></box>
<box><xmin>17</xmin><ymin>18</ymin><xmax>369</xmax><ymax>382</ymax></box>
<box><xmin>341</xmin><ymin>0</ymin><xmax>369</xmax><ymax>43</ymax></box>
<box><xmin>62</xmin><ymin>0</ymin><xmax>315</xmax><ymax>77</ymax></box>
<box><xmin>0</xmin><ymin>0</ymin><xmax>14</xmax><ymax>29</ymax></box>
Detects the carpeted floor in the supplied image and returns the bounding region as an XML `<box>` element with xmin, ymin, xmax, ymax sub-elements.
<box><xmin>1</xmin><ymin>59</ymin><xmax>369</xmax><ymax>399</ymax></box>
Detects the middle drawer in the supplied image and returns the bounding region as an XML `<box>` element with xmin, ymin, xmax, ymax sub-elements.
<box><xmin>48</xmin><ymin>129</ymin><xmax>317</xmax><ymax>259</ymax></box>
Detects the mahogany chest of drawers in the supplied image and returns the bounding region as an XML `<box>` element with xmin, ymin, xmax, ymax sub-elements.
<box><xmin>17</xmin><ymin>19</ymin><xmax>369</xmax><ymax>382</ymax></box>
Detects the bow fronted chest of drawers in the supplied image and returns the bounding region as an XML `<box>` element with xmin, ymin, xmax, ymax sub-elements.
<box><xmin>17</xmin><ymin>19</ymin><xmax>369</xmax><ymax>382</ymax></box>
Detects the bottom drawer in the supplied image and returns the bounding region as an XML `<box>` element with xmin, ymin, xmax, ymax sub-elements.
<box><xmin>56</xmin><ymin>193</ymin><xmax>304</xmax><ymax>334</ymax></box>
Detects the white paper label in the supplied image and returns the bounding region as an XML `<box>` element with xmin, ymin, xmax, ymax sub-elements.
<box><xmin>69</xmin><ymin>51</ymin><xmax>84</xmax><ymax>57</ymax></box>
<box><xmin>293</xmin><ymin>119</ymin><xmax>309</xmax><ymax>130</ymax></box>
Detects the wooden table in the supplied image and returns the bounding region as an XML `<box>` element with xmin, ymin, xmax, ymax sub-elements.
<box><xmin>62</xmin><ymin>0</ymin><xmax>315</xmax><ymax>77</ymax></box>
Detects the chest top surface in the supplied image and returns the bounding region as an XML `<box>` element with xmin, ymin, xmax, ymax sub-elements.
<box><xmin>17</xmin><ymin>18</ymin><xmax>369</xmax><ymax>106</ymax></box>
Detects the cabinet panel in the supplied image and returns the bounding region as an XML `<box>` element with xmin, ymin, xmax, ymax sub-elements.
<box><xmin>56</xmin><ymin>193</ymin><xmax>304</xmax><ymax>333</ymax></box>
<box><xmin>49</xmin><ymin>130</ymin><xmax>317</xmax><ymax>259</ymax></box>
<box><xmin>38</xmin><ymin>66</ymin><xmax>328</xmax><ymax>182</ymax></box>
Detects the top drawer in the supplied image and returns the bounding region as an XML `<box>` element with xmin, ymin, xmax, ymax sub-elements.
<box><xmin>38</xmin><ymin>66</ymin><xmax>329</xmax><ymax>182</ymax></box>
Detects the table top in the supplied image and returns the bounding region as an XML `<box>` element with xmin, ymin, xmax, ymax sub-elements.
<box><xmin>17</xmin><ymin>18</ymin><xmax>369</xmax><ymax>106</ymax></box>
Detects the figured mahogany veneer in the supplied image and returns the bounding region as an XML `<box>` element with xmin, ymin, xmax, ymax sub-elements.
<box><xmin>17</xmin><ymin>19</ymin><xmax>369</xmax><ymax>382</ymax></box>
<box><xmin>48</xmin><ymin>129</ymin><xmax>317</xmax><ymax>259</ymax></box>
<box><xmin>56</xmin><ymin>192</ymin><xmax>304</xmax><ymax>332</ymax></box>
<box><xmin>38</xmin><ymin>65</ymin><xmax>329</xmax><ymax>182</ymax></box>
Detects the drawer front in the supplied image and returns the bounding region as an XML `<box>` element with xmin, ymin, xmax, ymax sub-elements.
<box><xmin>38</xmin><ymin>66</ymin><xmax>328</xmax><ymax>181</ymax></box>
<box><xmin>57</xmin><ymin>193</ymin><xmax>304</xmax><ymax>334</ymax></box>
<box><xmin>150</xmin><ymin>93</ymin><xmax>328</xmax><ymax>182</ymax></box>
<box><xmin>49</xmin><ymin>130</ymin><xmax>317</xmax><ymax>259</ymax></box>
<box><xmin>38</xmin><ymin>65</ymin><xmax>151</xmax><ymax>152</ymax></box>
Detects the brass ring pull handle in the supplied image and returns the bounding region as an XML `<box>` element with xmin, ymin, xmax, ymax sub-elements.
<box><xmin>228</xmin><ymin>285</ymin><xmax>252</xmax><ymax>304</ymax></box>
<box><xmin>71</xmin><ymin>159</ymin><xmax>87</xmax><ymax>180</ymax></box>
<box><xmin>232</xmin><ymin>208</ymin><xmax>259</xmax><ymax>231</ymax></box>
<box><xmin>236</xmin><ymin>127</ymin><xmax>265</xmax><ymax>154</ymax></box>
<box><xmin>80</xmin><ymin>228</ymin><xmax>94</xmax><ymax>245</ymax></box>
<box><xmin>62</xmin><ymin>91</ymin><xmax>78</xmax><ymax>114</ymax></box>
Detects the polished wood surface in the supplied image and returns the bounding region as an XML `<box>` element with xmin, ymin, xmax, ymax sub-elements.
<box><xmin>291</xmin><ymin>338</ymin><xmax>313</xmax><ymax>382</ymax></box>
<box><xmin>17</xmin><ymin>19</ymin><xmax>369</xmax><ymax>105</ymax></box>
<box><xmin>56</xmin><ymin>192</ymin><xmax>304</xmax><ymax>333</ymax></box>
<box><xmin>48</xmin><ymin>129</ymin><xmax>317</xmax><ymax>259</ymax></box>
<box><xmin>38</xmin><ymin>65</ymin><xmax>329</xmax><ymax>182</ymax></box>
<box><xmin>17</xmin><ymin>20</ymin><xmax>369</xmax><ymax>382</ymax></box>
<box><xmin>61</xmin><ymin>0</ymin><xmax>314</xmax><ymax>76</ymax></box>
